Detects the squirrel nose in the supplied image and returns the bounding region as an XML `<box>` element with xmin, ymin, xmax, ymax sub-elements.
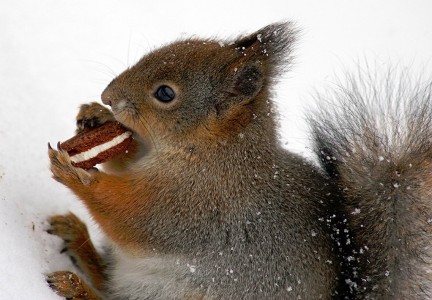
<box><xmin>101</xmin><ymin>86</ymin><xmax>113</xmax><ymax>107</ymax></box>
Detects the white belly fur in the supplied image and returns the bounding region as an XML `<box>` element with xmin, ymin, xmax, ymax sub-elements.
<box><xmin>107</xmin><ymin>245</ymin><xmax>195</xmax><ymax>300</ymax></box>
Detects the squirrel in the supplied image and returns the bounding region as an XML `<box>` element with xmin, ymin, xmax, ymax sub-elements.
<box><xmin>46</xmin><ymin>21</ymin><xmax>432</xmax><ymax>299</ymax></box>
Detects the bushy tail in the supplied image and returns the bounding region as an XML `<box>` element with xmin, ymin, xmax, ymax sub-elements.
<box><xmin>310</xmin><ymin>68</ymin><xmax>432</xmax><ymax>299</ymax></box>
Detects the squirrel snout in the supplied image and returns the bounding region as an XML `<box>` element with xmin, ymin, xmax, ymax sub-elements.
<box><xmin>101</xmin><ymin>87</ymin><xmax>113</xmax><ymax>107</ymax></box>
<box><xmin>101</xmin><ymin>86</ymin><xmax>130</xmax><ymax>113</ymax></box>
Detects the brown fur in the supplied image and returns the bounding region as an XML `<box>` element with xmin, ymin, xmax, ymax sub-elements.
<box><xmin>48</xmin><ymin>22</ymin><xmax>350</xmax><ymax>299</ymax></box>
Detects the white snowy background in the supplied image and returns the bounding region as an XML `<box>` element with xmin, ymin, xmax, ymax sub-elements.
<box><xmin>1</xmin><ymin>0</ymin><xmax>431</xmax><ymax>298</ymax></box>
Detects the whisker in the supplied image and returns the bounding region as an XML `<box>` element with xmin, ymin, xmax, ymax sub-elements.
<box><xmin>135</xmin><ymin>113</ymin><xmax>159</xmax><ymax>154</ymax></box>
<box><xmin>127</xmin><ymin>102</ymin><xmax>158</xmax><ymax>153</ymax></box>
<box><xmin>76</xmin><ymin>238</ymin><xmax>90</xmax><ymax>250</ymax></box>
<box><xmin>115</xmin><ymin>102</ymin><xmax>159</xmax><ymax>155</ymax></box>
<box><xmin>83</xmin><ymin>60</ymin><xmax>119</xmax><ymax>79</ymax></box>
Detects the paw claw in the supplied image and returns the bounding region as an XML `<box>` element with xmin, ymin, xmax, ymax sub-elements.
<box><xmin>47</xmin><ymin>214</ymin><xmax>91</xmax><ymax>272</ymax></box>
<box><xmin>46</xmin><ymin>271</ymin><xmax>90</xmax><ymax>298</ymax></box>
<box><xmin>76</xmin><ymin>102</ymin><xmax>114</xmax><ymax>133</ymax></box>
<box><xmin>76</xmin><ymin>119</ymin><xmax>84</xmax><ymax>131</ymax></box>
<box><xmin>48</xmin><ymin>143</ymin><xmax>94</xmax><ymax>186</ymax></box>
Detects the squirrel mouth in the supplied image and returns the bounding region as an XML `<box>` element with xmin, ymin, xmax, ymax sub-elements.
<box><xmin>114</xmin><ymin>120</ymin><xmax>154</xmax><ymax>156</ymax></box>
<box><xmin>108</xmin><ymin>104</ymin><xmax>155</xmax><ymax>155</ymax></box>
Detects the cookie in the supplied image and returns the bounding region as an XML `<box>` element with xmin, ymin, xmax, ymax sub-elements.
<box><xmin>60</xmin><ymin>121</ymin><xmax>133</xmax><ymax>169</ymax></box>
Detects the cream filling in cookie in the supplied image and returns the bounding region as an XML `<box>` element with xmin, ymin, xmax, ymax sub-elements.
<box><xmin>70</xmin><ymin>131</ymin><xmax>132</xmax><ymax>164</ymax></box>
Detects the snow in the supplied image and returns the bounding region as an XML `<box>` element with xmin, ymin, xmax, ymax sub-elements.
<box><xmin>1</xmin><ymin>0</ymin><xmax>432</xmax><ymax>299</ymax></box>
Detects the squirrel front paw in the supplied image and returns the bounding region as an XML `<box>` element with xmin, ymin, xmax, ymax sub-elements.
<box><xmin>76</xmin><ymin>102</ymin><xmax>115</xmax><ymax>134</ymax></box>
<box><xmin>47</xmin><ymin>271</ymin><xmax>101</xmax><ymax>300</ymax></box>
<box><xmin>48</xmin><ymin>143</ymin><xmax>94</xmax><ymax>186</ymax></box>
<box><xmin>47</xmin><ymin>213</ymin><xmax>107</xmax><ymax>291</ymax></box>
<box><xmin>47</xmin><ymin>213</ymin><xmax>91</xmax><ymax>268</ymax></box>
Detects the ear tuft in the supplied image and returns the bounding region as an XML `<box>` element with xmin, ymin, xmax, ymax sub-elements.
<box><xmin>234</xmin><ymin>35</ymin><xmax>259</xmax><ymax>50</ymax></box>
<box><xmin>232</xmin><ymin>22</ymin><xmax>298</xmax><ymax>77</ymax></box>
<box><xmin>215</xmin><ymin>22</ymin><xmax>297</xmax><ymax>114</ymax></box>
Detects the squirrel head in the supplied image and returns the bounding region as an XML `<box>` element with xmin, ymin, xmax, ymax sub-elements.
<box><xmin>102</xmin><ymin>22</ymin><xmax>297</xmax><ymax>149</ymax></box>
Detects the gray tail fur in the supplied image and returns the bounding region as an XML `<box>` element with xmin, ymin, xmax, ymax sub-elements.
<box><xmin>309</xmin><ymin>68</ymin><xmax>432</xmax><ymax>299</ymax></box>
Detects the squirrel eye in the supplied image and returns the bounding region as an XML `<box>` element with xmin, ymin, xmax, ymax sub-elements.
<box><xmin>154</xmin><ymin>85</ymin><xmax>176</xmax><ymax>103</ymax></box>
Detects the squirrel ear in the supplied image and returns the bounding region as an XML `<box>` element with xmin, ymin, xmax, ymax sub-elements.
<box><xmin>231</xmin><ymin>22</ymin><xmax>297</xmax><ymax>77</ymax></box>
<box><xmin>216</xmin><ymin>61</ymin><xmax>263</xmax><ymax>114</ymax></box>
<box><xmin>216</xmin><ymin>22</ymin><xmax>297</xmax><ymax>114</ymax></box>
<box><xmin>228</xmin><ymin>61</ymin><xmax>264</xmax><ymax>98</ymax></box>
